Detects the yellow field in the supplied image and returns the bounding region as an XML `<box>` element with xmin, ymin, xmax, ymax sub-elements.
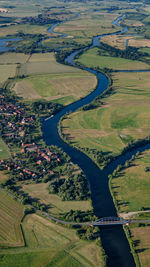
<box><xmin>22</xmin><ymin>183</ymin><xmax>92</xmax><ymax>216</ymax></box>
<box><xmin>130</xmin><ymin>227</ymin><xmax>150</xmax><ymax>267</ymax></box>
<box><xmin>0</xmin><ymin>190</ymin><xmax>24</xmax><ymax>247</ymax></box>
<box><xmin>0</xmin><ymin>64</ymin><xmax>17</xmax><ymax>84</ymax></box>
<box><xmin>0</xmin><ymin>53</ymin><xmax>29</xmax><ymax>64</ymax></box>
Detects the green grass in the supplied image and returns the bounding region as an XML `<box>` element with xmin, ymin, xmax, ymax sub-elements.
<box><xmin>19</xmin><ymin>53</ymin><xmax>83</xmax><ymax>76</ymax></box>
<box><xmin>21</xmin><ymin>183</ymin><xmax>91</xmax><ymax>216</ymax></box>
<box><xmin>13</xmin><ymin>71</ymin><xmax>96</xmax><ymax>105</ymax></box>
<box><xmin>0</xmin><ymin>213</ymin><xmax>103</xmax><ymax>267</ymax></box>
<box><xmin>0</xmin><ymin>190</ymin><xmax>24</xmax><ymax>247</ymax></box>
<box><xmin>77</xmin><ymin>47</ymin><xmax>150</xmax><ymax>70</ymax></box>
<box><xmin>111</xmin><ymin>149</ymin><xmax>150</xmax><ymax>213</ymax></box>
<box><xmin>63</xmin><ymin>71</ymin><xmax>150</xmax><ymax>156</ymax></box>
<box><xmin>0</xmin><ymin>139</ymin><xmax>9</xmax><ymax>159</ymax></box>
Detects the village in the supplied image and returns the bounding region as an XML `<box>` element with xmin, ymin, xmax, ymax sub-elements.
<box><xmin>0</xmin><ymin>88</ymin><xmax>62</xmax><ymax>184</ymax></box>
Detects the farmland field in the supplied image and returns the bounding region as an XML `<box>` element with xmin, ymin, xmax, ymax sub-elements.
<box><xmin>111</xmin><ymin>149</ymin><xmax>150</xmax><ymax>213</ymax></box>
<box><xmin>0</xmin><ymin>190</ymin><xmax>24</xmax><ymax>247</ymax></box>
<box><xmin>62</xmin><ymin>71</ymin><xmax>150</xmax><ymax>156</ymax></box>
<box><xmin>0</xmin><ymin>64</ymin><xmax>17</xmax><ymax>84</ymax></box>
<box><xmin>0</xmin><ymin>53</ymin><xmax>29</xmax><ymax>64</ymax></box>
<box><xmin>130</xmin><ymin>226</ymin><xmax>150</xmax><ymax>267</ymax></box>
<box><xmin>19</xmin><ymin>53</ymin><xmax>83</xmax><ymax>76</ymax></box>
<box><xmin>0</xmin><ymin>213</ymin><xmax>103</xmax><ymax>267</ymax></box>
<box><xmin>77</xmin><ymin>47</ymin><xmax>150</xmax><ymax>70</ymax></box>
<box><xmin>0</xmin><ymin>139</ymin><xmax>9</xmax><ymax>159</ymax></box>
<box><xmin>13</xmin><ymin>72</ymin><xmax>97</xmax><ymax>104</ymax></box>
<box><xmin>21</xmin><ymin>183</ymin><xmax>92</xmax><ymax>216</ymax></box>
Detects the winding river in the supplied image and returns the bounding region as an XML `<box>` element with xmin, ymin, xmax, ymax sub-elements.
<box><xmin>1</xmin><ymin>12</ymin><xmax>149</xmax><ymax>267</ymax></box>
<box><xmin>42</xmin><ymin>14</ymin><xmax>141</xmax><ymax>267</ymax></box>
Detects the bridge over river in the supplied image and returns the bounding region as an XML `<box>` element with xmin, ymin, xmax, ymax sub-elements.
<box><xmin>39</xmin><ymin>210</ymin><xmax>150</xmax><ymax>227</ymax></box>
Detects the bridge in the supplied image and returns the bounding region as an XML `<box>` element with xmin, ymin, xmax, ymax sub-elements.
<box><xmin>39</xmin><ymin>211</ymin><xmax>150</xmax><ymax>227</ymax></box>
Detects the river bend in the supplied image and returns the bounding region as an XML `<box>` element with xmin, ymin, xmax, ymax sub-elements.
<box><xmin>42</xmin><ymin>14</ymin><xmax>141</xmax><ymax>267</ymax></box>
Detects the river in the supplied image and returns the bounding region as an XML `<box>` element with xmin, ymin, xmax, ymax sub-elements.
<box><xmin>1</xmin><ymin>12</ymin><xmax>148</xmax><ymax>267</ymax></box>
<box><xmin>42</xmin><ymin>14</ymin><xmax>139</xmax><ymax>267</ymax></box>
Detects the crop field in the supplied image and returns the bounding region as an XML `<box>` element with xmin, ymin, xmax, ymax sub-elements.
<box><xmin>19</xmin><ymin>53</ymin><xmax>82</xmax><ymax>76</ymax></box>
<box><xmin>62</xmin><ymin>71</ymin><xmax>150</xmax><ymax>155</ymax></box>
<box><xmin>0</xmin><ymin>190</ymin><xmax>24</xmax><ymax>247</ymax></box>
<box><xmin>111</xmin><ymin>149</ymin><xmax>150</xmax><ymax>212</ymax></box>
<box><xmin>13</xmin><ymin>72</ymin><xmax>96</xmax><ymax>104</ymax></box>
<box><xmin>21</xmin><ymin>183</ymin><xmax>91</xmax><ymax>215</ymax></box>
<box><xmin>0</xmin><ymin>213</ymin><xmax>103</xmax><ymax>267</ymax></box>
<box><xmin>77</xmin><ymin>48</ymin><xmax>150</xmax><ymax>70</ymax></box>
<box><xmin>0</xmin><ymin>53</ymin><xmax>29</xmax><ymax>64</ymax></box>
<box><xmin>0</xmin><ymin>64</ymin><xmax>17</xmax><ymax>84</ymax></box>
<box><xmin>130</xmin><ymin>226</ymin><xmax>150</xmax><ymax>267</ymax></box>
<box><xmin>0</xmin><ymin>139</ymin><xmax>9</xmax><ymax>159</ymax></box>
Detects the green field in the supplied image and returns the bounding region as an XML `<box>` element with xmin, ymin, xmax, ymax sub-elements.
<box><xmin>13</xmin><ymin>72</ymin><xmax>96</xmax><ymax>104</ymax></box>
<box><xmin>77</xmin><ymin>47</ymin><xmax>150</xmax><ymax>70</ymax></box>
<box><xmin>0</xmin><ymin>190</ymin><xmax>24</xmax><ymax>247</ymax></box>
<box><xmin>0</xmin><ymin>213</ymin><xmax>103</xmax><ymax>267</ymax></box>
<box><xmin>111</xmin><ymin>149</ymin><xmax>150</xmax><ymax>213</ymax></box>
<box><xmin>21</xmin><ymin>183</ymin><xmax>91</xmax><ymax>216</ymax></box>
<box><xmin>19</xmin><ymin>53</ymin><xmax>83</xmax><ymax>76</ymax></box>
<box><xmin>0</xmin><ymin>139</ymin><xmax>9</xmax><ymax>159</ymax></box>
<box><xmin>130</xmin><ymin>226</ymin><xmax>150</xmax><ymax>267</ymax></box>
<box><xmin>63</xmin><ymin>71</ymin><xmax>150</xmax><ymax>156</ymax></box>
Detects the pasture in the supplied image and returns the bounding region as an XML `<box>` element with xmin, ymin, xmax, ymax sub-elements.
<box><xmin>0</xmin><ymin>64</ymin><xmax>17</xmax><ymax>84</ymax></box>
<box><xmin>111</xmin><ymin>149</ymin><xmax>150</xmax><ymax>212</ymax></box>
<box><xmin>77</xmin><ymin>47</ymin><xmax>150</xmax><ymax>70</ymax></box>
<box><xmin>19</xmin><ymin>53</ymin><xmax>83</xmax><ymax>76</ymax></box>
<box><xmin>0</xmin><ymin>139</ymin><xmax>9</xmax><ymax>159</ymax></box>
<box><xmin>0</xmin><ymin>53</ymin><xmax>29</xmax><ymax>64</ymax></box>
<box><xmin>54</xmin><ymin>11</ymin><xmax>121</xmax><ymax>46</ymax></box>
<box><xmin>62</xmin><ymin>71</ymin><xmax>150</xmax><ymax>155</ymax></box>
<box><xmin>13</xmin><ymin>72</ymin><xmax>96</xmax><ymax>105</ymax></box>
<box><xmin>0</xmin><ymin>190</ymin><xmax>24</xmax><ymax>247</ymax></box>
<box><xmin>0</xmin><ymin>213</ymin><xmax>103</xmax><ymax>267</ymax></box>
<box><xmin>130</xmin><ymin>226</ymin><xmax>150</xmax><ymax>267</ymax></box>
<box><xmin>21</xmin><ymin>183</ymin><xmax>91</xmax><ymax>215</ymax></box>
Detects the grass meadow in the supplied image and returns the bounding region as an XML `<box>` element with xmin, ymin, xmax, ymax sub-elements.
<box><xmin>51</xmin><ymin>11</ymin><xmax>121</xmax><ymax>46</ymax></box>
<box><xmin>130</xmin><ymin>226</ymin><xmax>150</xmax><ymax>267</ymax></box>
<box><xmin>0</xmin><ymin>190</ymin><xmax>24</xmax><ymax>248</ymax></box>
<box><xmin>13</xmin><ymin>72</ymin><xmax>97</xmax><ymax>105</ymax></box>
<box><xmin>0</xmin><ymin>65</ymin><xmax>17</xmax><ymax>85</ymax></box>
<box><xmin>0</xmin><ymin>213</ymin><xmax>103</xmax><ymax>267</ymax></box>
<box><xmin>63</xmin><ymin>71</ymin><xmax>150</xmax><ymax>156</ymax></box>
<box><xmin>0</xmin><ymin>139</ymin><xmax>9</xmax><ymax>159</ymax></box>
<box><xmin>77</xmin><ymin>47</ymin><xmax>150</xmax><ymax>70</ymax></box>
<box><xmin>19</xmin><ymin>53</ymin><xmax>83</xmax><ymax>76</ymax></box>
<box><xmin>21</xmin><ymin>183</ymin><xmax>91</xmax><ymax>216</ymax></box>
<box><xmin>111</xmin><ymin>149</ymin><xmax>150</xmax><ymax>212</ymax></box>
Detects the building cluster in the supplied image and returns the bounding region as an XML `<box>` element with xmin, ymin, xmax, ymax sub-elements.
<box><xmin>0</xmin><ymin>91</ymin><xmax>61</xmax><ymax>182</ymax></box>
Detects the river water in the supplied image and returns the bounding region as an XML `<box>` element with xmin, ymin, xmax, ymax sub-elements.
<box><xmin>1</xmin><ymin>12</ymin><xmax>147</xmax><ymax>266</ymax></box>
<box><xmin>42</xmin><ymin>14</ymin><xmax>140</xmax><ymax>267</ymax></box>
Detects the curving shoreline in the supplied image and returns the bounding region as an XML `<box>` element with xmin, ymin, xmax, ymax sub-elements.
<box><xmin>42</xmin><ymin>14</ymin><xmax>137</xmax><ymax>267</ymax></box>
